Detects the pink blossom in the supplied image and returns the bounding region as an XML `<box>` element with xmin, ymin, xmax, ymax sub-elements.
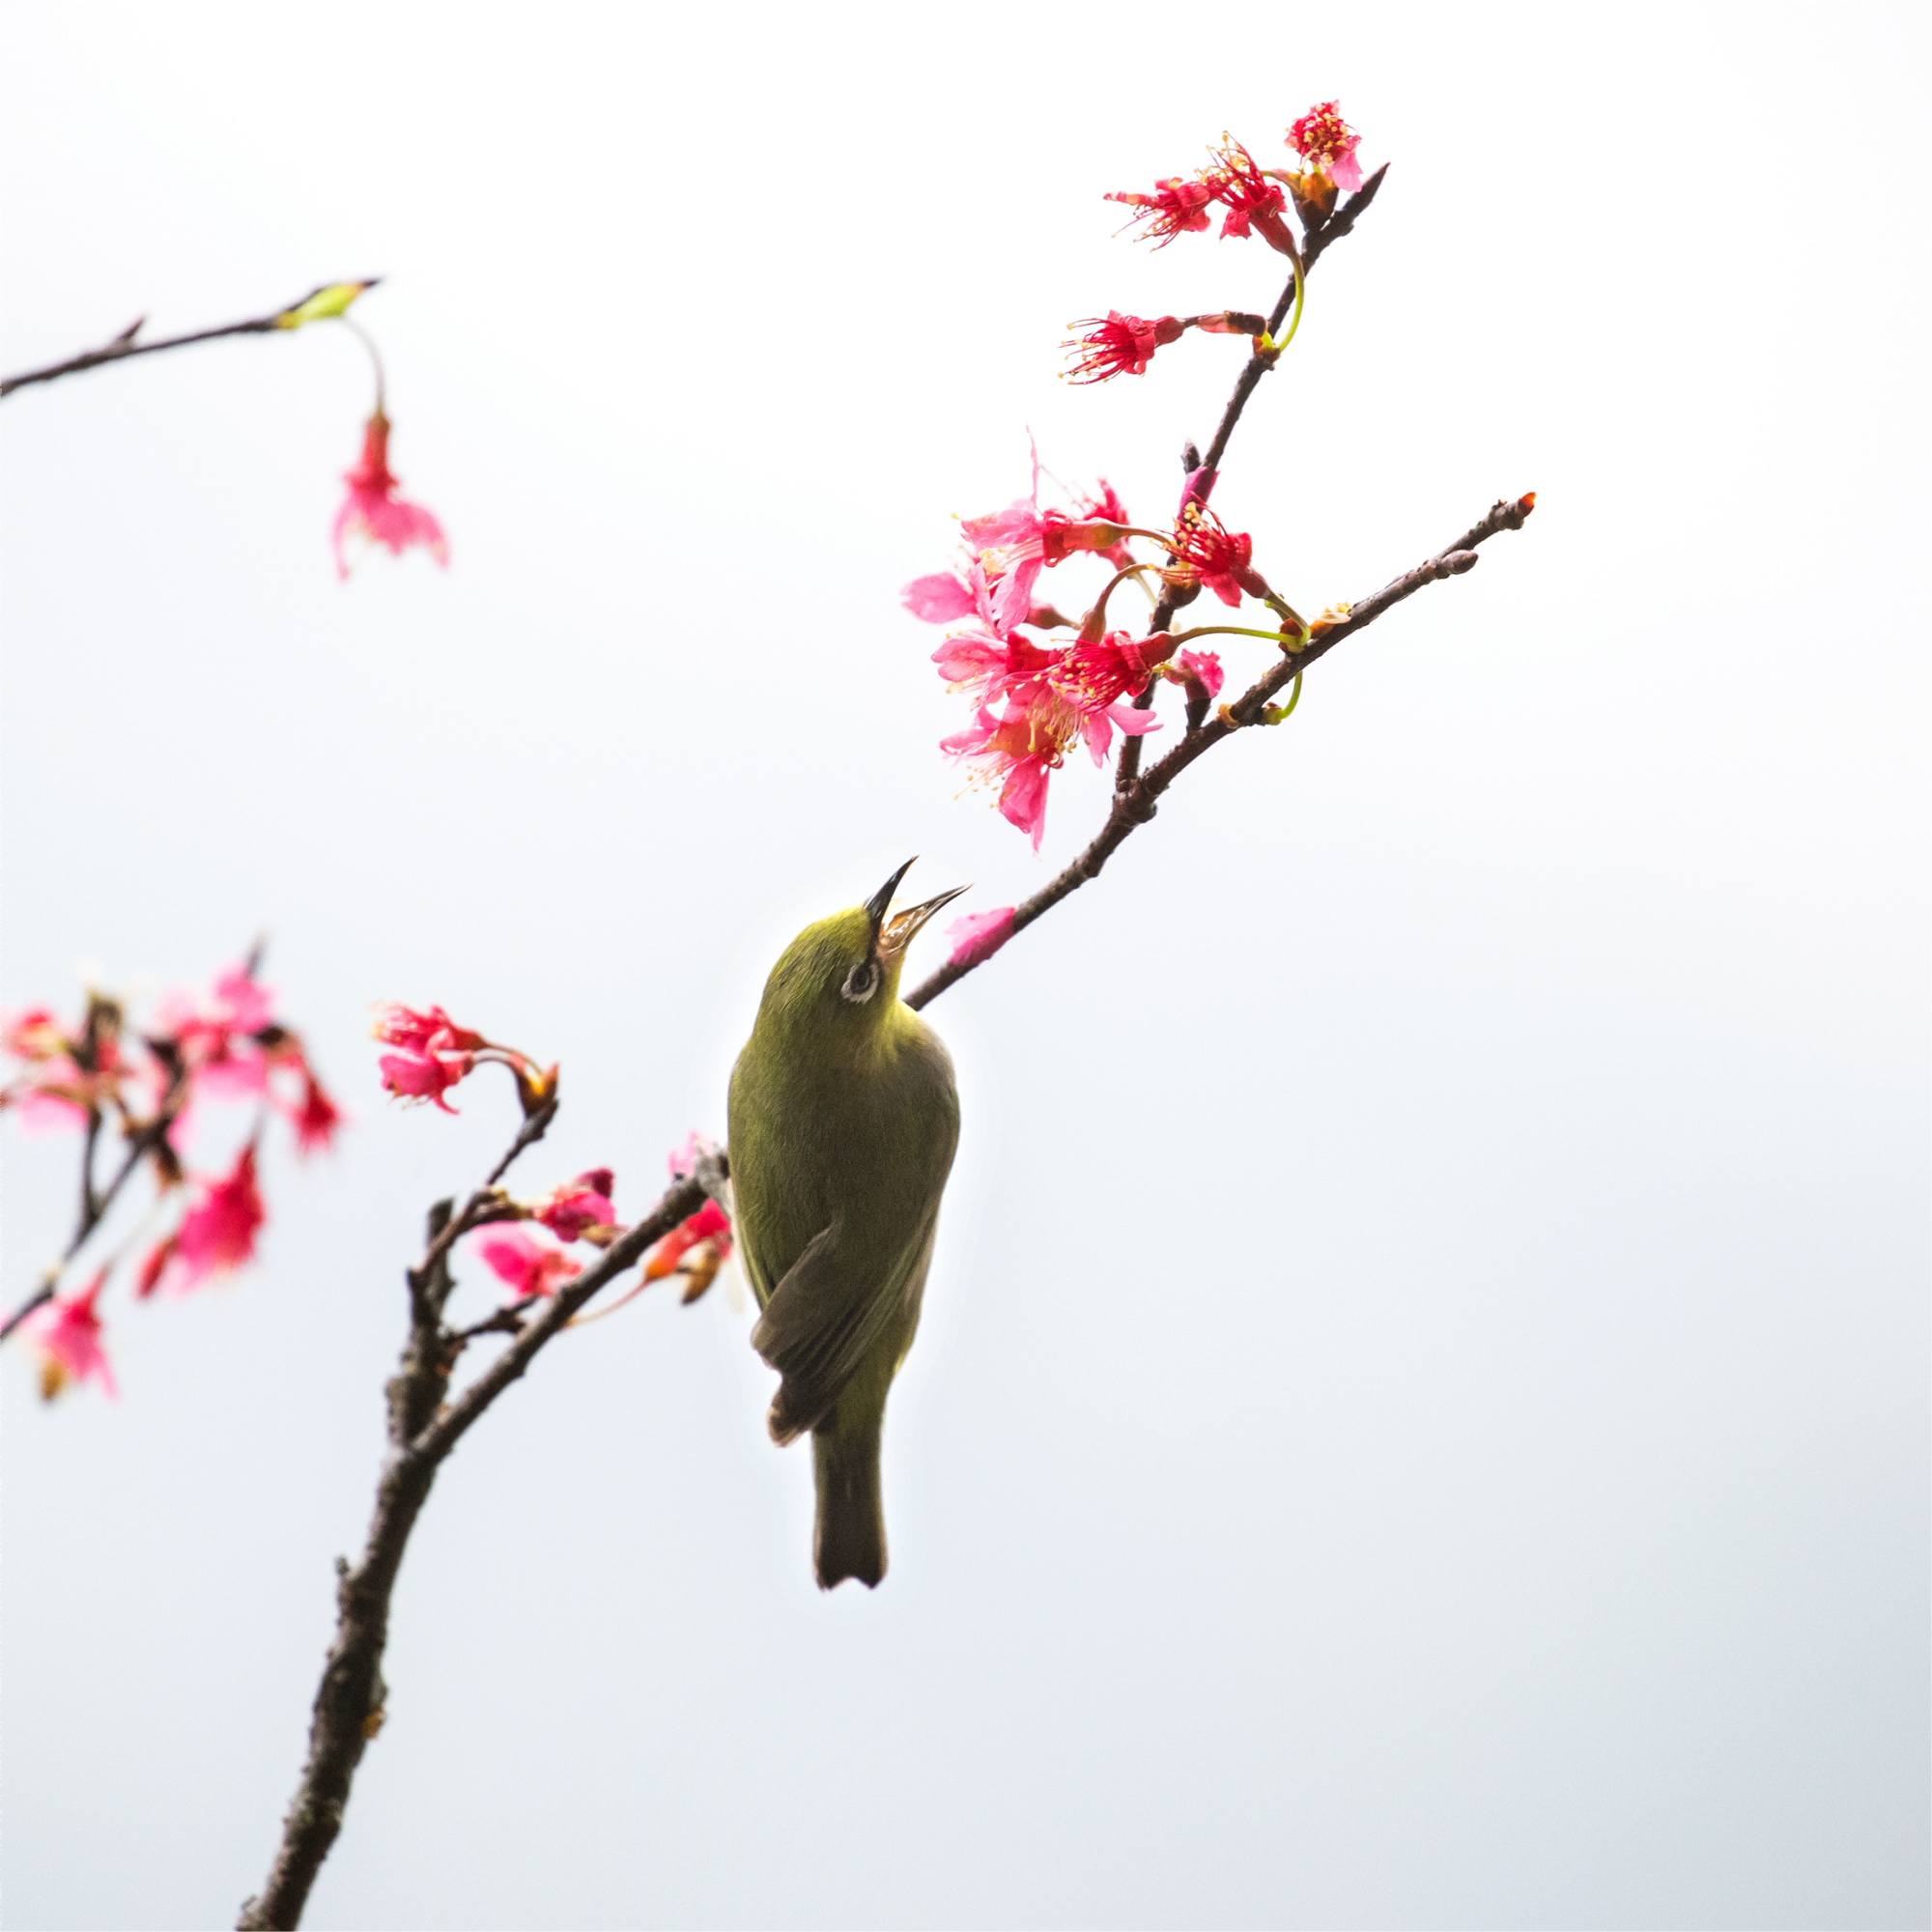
<box><xmin>958</xmin><ymin>450</ymin><xmax>1131</xmax><ymax>636</ymax></box>
<box><xmin>1205</xmin><ymin>140</ymin><xmax>1294</xmax><ymax>253</ymax></box>
<box><xmin>901</xmin><ymin>573</ymin><xmax>979</xmax><ymax>624</ymax></box>
<box><xmin>152</xmin><ymin>1143</ymin><xmax>266</xmax><ymax>1295</ymax></box>
<box><xmin>379</xmin><ymin>1046</ymin><xmax>473</xmax><ymax>1113</ymax></box>
<box><xmin>942</xmin><ymin>704</ymin><xmax>1059</xmax><ymax>849</ymax></box>
<box><xmin>31</xmin><ymin>1271</ymin><xmax>117</xmax><ymax>1401</ymax></box>
<box><xmin>332</xmin><ymin>409</ymin><xmax>449</xmax><ymax>581</ymax></box>
<box><xmin>155</xmin><ymin>961</ymin><xmax>280</xmax><ymax>1102</ymax></box>
<box><xmin>1288</xmin><ymin>100</ymin><xmax>1364</xmax><ymax>192</ymax></box>
<box><xmin>1075</xmin><ymin>698</ymin><xmax>1162</xmax><ymax>768</ymax></box>
<box><xmin>535</xmin><ymin>1168</ymin><xmax>617</xmax><ymax>1242</ymax></box>
<box><xmin>1171</xmin><ymin>505</ymin><xmax>1268</xmax><ymax>608</ymax></box>
<box><xmin>1105</xmin><ymin>175</ymin><xmax>1216</xmax><ymax>246</ymax></box>
<box><xmin>1062</xmin><ymin>311</ymin><xmax>1184</xmax><ymax>384</ymax></box>
<box><xmin>287</xmin><ymin>1071</ymin><xmax>343</xmax><ymax>1154</ymax></box>
<box><xmin>14</xmin><ymin>1090</ymin><xmax>89</xmax><ymax>1131</ymax></box>
<box><xmin>1166</xmin><ymin>647</ymin><xmax>1226</xmax><ymax>699</ymax></box>
<box><xmin>1</xmin><ymin>1001</ymin><xmax>139</xmax><ymax>1127</ymax></box>
<box><xmin>945</xmin><ymin>907</ymin><xmax>1015</xmax><ymax>969</ymax></box>
<box><xmin>374</xmin><ymin>1001</ymin><xmax>486</xmax><ymax>1113</ymax></box>
<box><xmin>1050</xmin><ymin>630</ymin><xmax>1161</xmax><ymax>711</ymax></box>
<box><xmin>932</xmin><ymin>628</ymin><xmax>1059</xmax><ymax>711</ymax></box>
<box><xmin>473</xmin><ymin>1224</ymin><xmax>582</xmax><ymax>1300</ymax></box>
<box><xmin>372</xmin><ymin>1002</ymin><xmax>484</xmax><ymax>1054</ymax></box>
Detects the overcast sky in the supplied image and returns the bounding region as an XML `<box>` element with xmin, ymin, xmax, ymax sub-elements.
<box><xmin>2</xmin><ymin>4</ymin><xmax>1925</xmax><ymax>1928</ymax></box>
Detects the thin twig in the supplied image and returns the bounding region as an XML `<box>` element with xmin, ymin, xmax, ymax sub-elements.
<box><xmin>0</xmin><ymin>1070</ymin><xmax>191</xmax><ymax>1340</ymax></box>
<box><xmin>0</xmin><ymin>280</ymin><xmax>379</xmax><ymax>398</ymax></box>
<box><xmin>906</xmin><ymin>493</ymin><xmax>1534</xmax><ymax>1012</ymax></box>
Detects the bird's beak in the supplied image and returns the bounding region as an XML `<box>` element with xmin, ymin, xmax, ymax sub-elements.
<box><xmin>864</xmin><ymin>858</ymin><xmax>920</xmax><ymax>934</ymax></box>
<box><xmin>877</xmin><ymin>885</ymin><xmax>971</xmax><ymax>962</ymax></box>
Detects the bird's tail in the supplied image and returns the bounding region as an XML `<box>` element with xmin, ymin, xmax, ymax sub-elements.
<box><xmin>812</xmin><ymin>1418</ymin><xmax>886</xmax><ymax>1590</ymax></box>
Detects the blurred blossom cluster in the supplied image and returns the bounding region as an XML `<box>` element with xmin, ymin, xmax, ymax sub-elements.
<box><xmin>1</xmin><ymin>960</ymin><xmax>338</xmax><ymax>1399</ymax></box>
<box><xmin>372</xmin><ymin>1005</ymin><xmax>735</xmax><ymax>1323</ymax></box>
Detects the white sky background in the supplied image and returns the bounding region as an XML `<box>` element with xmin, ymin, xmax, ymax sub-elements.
<box><xmin>1</xmin><ymin>3</ymin><xmax>1925</xmax><ymax>1927</ymax></box>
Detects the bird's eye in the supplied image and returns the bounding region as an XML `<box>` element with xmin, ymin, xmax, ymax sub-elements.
<box><xmin>839</xmin><ymin>959</ymin><xmax>880</xmax><ymax>1005</ymax></box>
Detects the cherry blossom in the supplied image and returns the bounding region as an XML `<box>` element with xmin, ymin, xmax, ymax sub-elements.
<box><xmin>1205</xmin><ymin>140</ymin><xmax>1295</xmax><ymax>255</ymax></box>
<box><xmin>373</xmin><ymin>1002</ymin><xmax>487</xmax><ymax>1113</ymax></box>
<box><xmin>1288</xmin><ymin>100</ymin><xmax>1364</xmax><ymax>192</ymax></box>
<box><xmin>1105</xmin><ymin>175</ymin><xmax>1215</xmax><ymax>246</ymax></box>
<box><xmin>900</xmin><ymin>573</ymin><xmax>979</xmax><ymax>624</ymax></box>
<box><xmin>31</xmin><ymin>1271</ymin><xmax>116</xmax><ymax>1401</ymax></box>
<box><xmin>1171</xmin><ymin>505</ymin><xmax>1270</xmax><ymax>607</ymax></box>
<box><xmin>1072</xmin><ymin>480</ymin><xmax>1136</xmax><ymax>571</ymax></box>
<box><xmin>945</xmin><ymin>907</ymin><xmax>1016</xmax><ymax>969</ymax></box>
<box><xmin>148</xmin><ymin>1143</ymin><xmax>266</xmax><ymax>1295</ymax></box>
<box><xmin>534</xmin><ymin>1169</ymin><xmax>618</xmax><ymax>1243</ymax></box>
<box><xmin>331</xmin><ymin>409</ymin><xmax>449</xmax><ymax>580</ymax></box>
<box><xmin>287</xmin><ymin>1071</ymin><xmax>343</xmax><ymax>1155</ymax></box>
<box><xmin>1166</xmin><ymin>647</ymin><xmax>1226</xmax><ymax>699</ymax></box>
<box><xmin>1062</xmin><ymin>311</ymin><xmax>1183</xmax><ymax>384</ymax></box>
<box><xmin>1049</xmin><ymin>630</ymin><xmax>1165</xmax><ymax>711</ymax></box>
<box><xmin>473</xmin><ymin>1225</ymin><xmax>582</xmax><ymax>1300</ymax></box>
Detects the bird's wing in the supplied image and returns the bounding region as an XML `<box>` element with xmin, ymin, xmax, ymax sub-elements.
<box><xmin>752</xmin><ymin>1204</ymin><xmax>940</xmax><ymax>1445</ymax></box>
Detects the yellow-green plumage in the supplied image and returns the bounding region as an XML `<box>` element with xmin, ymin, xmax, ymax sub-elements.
<box><xmin>727</xmin><ymin>866</ymin><xmax>962</xmax><ymax>1589</ymax></box>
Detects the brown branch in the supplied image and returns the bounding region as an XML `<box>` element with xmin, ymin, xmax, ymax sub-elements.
<box><xmin>1113</xmin><ymin>164</ymin><xmax>1389</xmax><ymax>798</ymax></box>
<box><xmin>237</xmin><ymin>1121</ymin><xmax>707</xmax><ymax>1932</ymax></box>
<box><xmin>0</xmin><ymin>1065</ymin><xmax>192</xmax><ymax>1342</ymax></box>
<box><xmin>0</xmin><ymin>279</ymin><xmax>379</xmax><ymax>398</ymax></box>
<box><xmin>906</xmin><ymin>492</ymin><xmax>1535</xmax><ymax>1012</ymax></box>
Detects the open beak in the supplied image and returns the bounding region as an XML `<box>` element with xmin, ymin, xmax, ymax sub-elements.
<box><xmin>865</xmin><ymin>860</ymin><xmax>969</xmax><ymax>961</ymax></box>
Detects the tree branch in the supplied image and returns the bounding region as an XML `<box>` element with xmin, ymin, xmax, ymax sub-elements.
<box><xmin>905</xmin><ymin>492</ymin><xmax>1535</xmax><ymax>1011</ymax></box>
<box><xmin>1113</xmin><ymin>164</ymin><xmax>1389</xmax><ymax>798</ymax></box>
<box><xmin>236</xmin><ymin>1124</ymin><xmax>706</xmax><ymax>1932</ymax></box>
<box><xmin>0</xmin><ymin>279</ymin><xmax>379</xmax><ymax>399</ymax></box>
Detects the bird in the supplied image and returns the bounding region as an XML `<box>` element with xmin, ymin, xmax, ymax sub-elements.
<box><xmin>727</xmin><ymin>859</ymin><xmax>965</xmax><ymax>1589</ymax></box>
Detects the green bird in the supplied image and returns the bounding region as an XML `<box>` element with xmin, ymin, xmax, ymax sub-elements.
<box><xmin>727</xmin><ymin>859</ymin><xmax>966</xmax><ymax>1590</ymax></box>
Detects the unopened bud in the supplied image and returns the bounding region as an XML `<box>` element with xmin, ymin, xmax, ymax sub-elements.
<box><xmin>273</xmin><ymin>279</ymin><xmax>379</xmax><ymax>329</ymax></box>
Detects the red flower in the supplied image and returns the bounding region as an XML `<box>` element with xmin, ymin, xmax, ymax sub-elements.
<box><xmin>373</xmin><ymin>1002</ymin><xmax>486</xmax><ymax>1114</ymax></box>
<box><xmin>1062</xmin><ymin>311</ymin><xmax>1184</xmax><ymax>384</ymax></box>
<box><xmin>535</xmin><ymin>1169</ymin><xmax>617</xmax><ymax>1243</ymax></box>
<box><xmin>288</xmin><ymin>1071</ymin><xmax>343</xmax><ymax>1154</ymax></box>
<box><xmin>331</xmin><ymin>409</ymin><xmax>449</xmax><ymax>581</ymax></box>
<box><xmin>941</xmin><ymin>704</ymin><xmax>1060</xmax><ymax>850</ymax></box>
<box><xmin>152</xmin><ymin>1143</ymin><xmax>266</xmax><ymax>1295</ymax></box>
<box><xmin>1205</xmin><ymin>140</ymin><xmax>1295</xmax><ymax>255</ymax></box>
<box><xmin>1165</xmin><ymin>647</ymin><xmax>1226</xmax><ymax>699</ymax></box>
<box><xmin>379</xmin><ymin>1045</ymin><xmax>472</xmax><ymax>1112</ymax></box>
<box><xmin>473</xmin><ymin>1225</ymin><xmax>582</xmax><ymax>1300</ymax></box>
<box><xmin>942</xmin><ymin>688</ymin><xmax>1158</xmax><ymax>849</ymax></box>
<box><xmin>1</xmin><ymin>1000</ymin><xmax>139</xmax><ymax>1129</ymax></box>
<box><xmin>31</xmin><ymin>1271</ymin><xmax>117</xmax><ymax>1401</ymax></box>
<box><xmin>1105</xmin><ymin>176</ymin><xmax>1215</xmax><ymax>246</ymax></box>
<box><xmin>945</xmin><ymin>907</ymin><xmax>1015</xmax><ymax>970</ymax></box>
<box><xmin>1171</xmin><ymin>506</ymin><xmax>1270</xmax><ymax>608</ymax></box>
<box><xmin>1049</xmin><ymin>630</ymin><xmax>1162</xmax><ymax>711</ymax></box>
<box><xmin>641</xmin><ymin>1198</ymin><xmax>730</xmax><ymax>1275</ymax></box>
<box><xmin>1288</xmin><ymin>100</ymin><xmax>1364</xmax><ymax>192</ymax></box>
<box><xmin>372</xmin><ymin>1003</ymin><xmax>484</xmax><ymax>1054</ymax></box>
<box><xmin>1072</xmin><ymin>479</ymin><xmax>1135</xmax><ymax>570</ymax></box>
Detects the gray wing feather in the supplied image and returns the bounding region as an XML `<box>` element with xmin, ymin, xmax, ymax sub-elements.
<box><xmin>752</xmin><ymin>1207</ymin><xmax>939</xmax><ymax>1444</ymax></box>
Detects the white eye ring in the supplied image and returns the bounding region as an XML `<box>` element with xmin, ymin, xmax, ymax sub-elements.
<box><xmin>840</xmin><ymin>959</ymin><xmax>880</xmax><ymax>1005</ymax></box>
